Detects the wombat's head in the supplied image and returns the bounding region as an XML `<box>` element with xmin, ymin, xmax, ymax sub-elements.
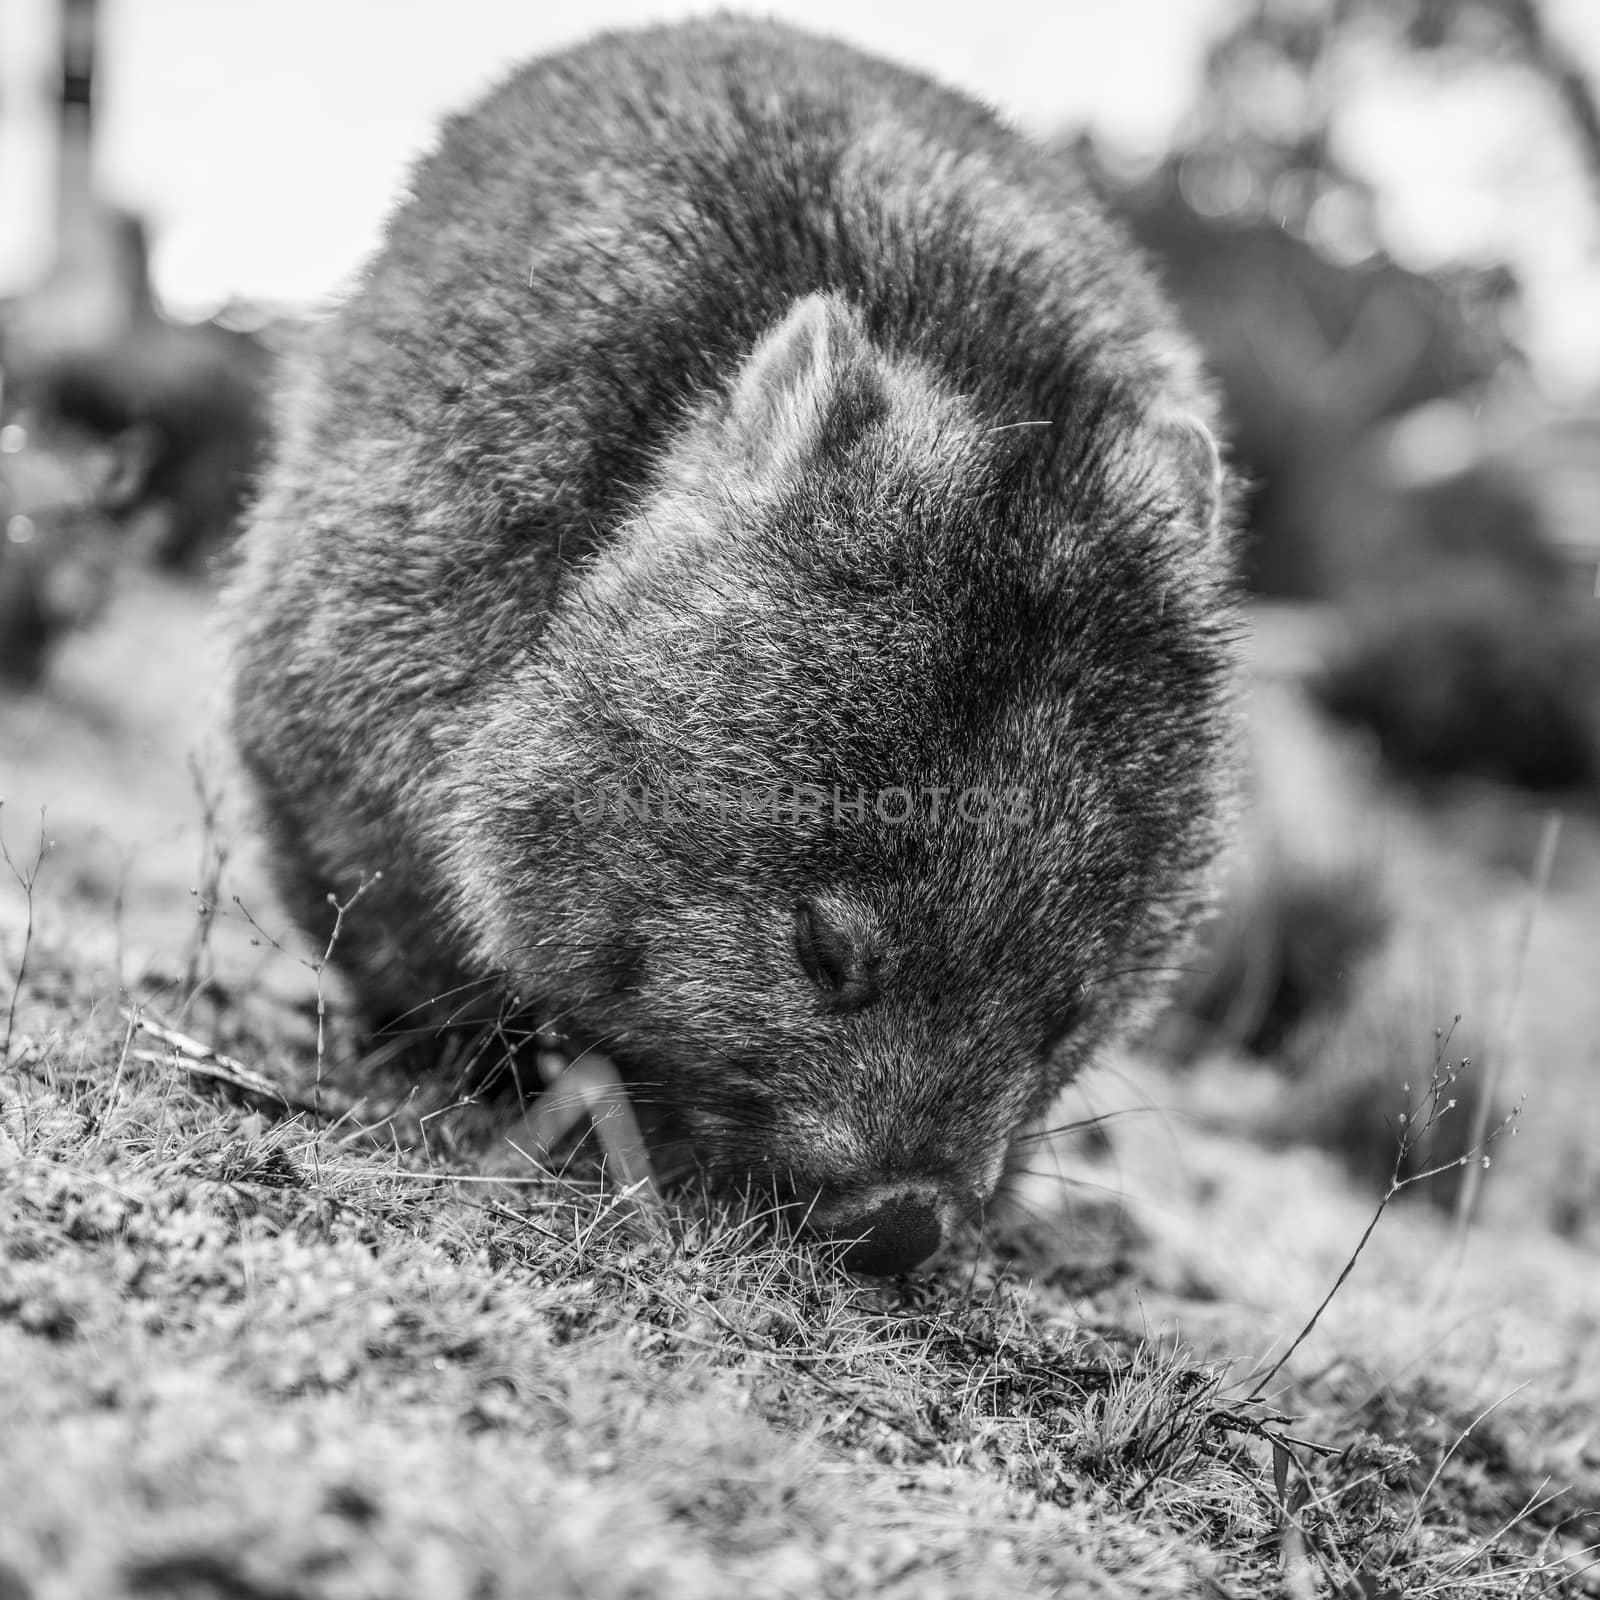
<box><xmin>456</xmin><ymin>293</ymin><xmax>1236</xmax><ymax>1272</ymax></box>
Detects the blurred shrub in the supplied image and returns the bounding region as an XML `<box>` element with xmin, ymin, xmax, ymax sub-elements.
<box><xmin>1549</xmin><ymin>1124</ymin><xmax>1600</xmax><ymax>1245</ymax></box>
<box><xmin>20</xmin><ymin>313</ymin><xmax>273</xmax><ymax>572</ymax></box>
<box><xmin>1314</xmin><ymin>573</ymin><xmax>1600</xmax><ymax>794</ymax></box>
<box><xmin>0</xmin><ymin>420</ymin><xmax>122</xmax><ymax>684</ymax></box>
<box><xmin>1370</xmin><ymin>456</ymin><xmax>1569</xmax><ymax>590</ymax></box>
<box><xmin>1162</xmin><ymin>827</ymin><xmax>1500</xmax><ymax>1214</ymax></box>
<box><xmin>1168</xmin><ymin>851</ymin><xmax>1390</xmax><ymax>1062</ymax></box>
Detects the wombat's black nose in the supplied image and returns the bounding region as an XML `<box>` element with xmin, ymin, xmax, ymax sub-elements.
<box><xmin>830</xmin><ymin>1189</ymin><xmax>943</xmax><ymax>1275</ymax></box>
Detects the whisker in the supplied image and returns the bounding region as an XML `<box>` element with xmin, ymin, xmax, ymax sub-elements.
<box><xmin>1016</xmin><ymin>1106</ymin><xmax>1148</xmax><ymax>1142</ymax></box>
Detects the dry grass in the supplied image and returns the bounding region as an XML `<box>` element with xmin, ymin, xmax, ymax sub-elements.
<box><xmin>4</xmin><ymin>950</ymin><xmax>1593</xmax><ymax>1599</ymax></box>
<box><xmin>1</xmin><ymin>577</ymin><xmax>1598</xmax><ymax>1599</ymax></box>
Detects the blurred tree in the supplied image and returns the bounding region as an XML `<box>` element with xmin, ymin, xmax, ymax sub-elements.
<box><xmin>2</xmin><ymin>0</ymin><xmax>276</xmax><ymax>577</ymax></box>
<box><xmin>1197</xmin><ymin>0</ymin><xmax>1600</xmax><ymax>213</ymax></box>
<box><xmin>1085</xmin><ymin>0</ymin><xmax>1600</xmax><ymax>799</ymax></box>
<box><xmin>1102</xmin><ymin>180</ymin><xmax>1515</xmax><ymax>593</ymax></box>
<box><xmin>1083</xmin><ymin>0</ymin><xmax>1600</xmax><ymax>596</ymax></box>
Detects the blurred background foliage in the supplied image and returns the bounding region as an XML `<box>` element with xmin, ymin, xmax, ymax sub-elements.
<box><xmin>1076</xmin><ymin>0</ymin><xmax>1600</xmax><ymax>800</ymax></box>
<box><xmin>3</xmin><ymin>0</ymin><xmax>1599</xmax><ymax>790</ymax></box>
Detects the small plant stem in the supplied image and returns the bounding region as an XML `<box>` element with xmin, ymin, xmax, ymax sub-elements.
<box><xmin>1</xmin><ymin>807</ymin><xmax>48</xmax><ymax>1069</ymax></box>
<box><xmin>1451</xmin><ymin>808</ymin><xmax>1560</xmax><ymax>1242</ymax></box>
<box><xmin>179</xmin><ymin>755</ymin><xmax>229</xmax><ymax>1014</ymax></box>
<box><xmin>1246</xmin><ymin>1181</ymin><xmax>1394</xmax><ymax>1403</ymax></box>
<box><xmin>1249</xmin><ymin>1028</ymin><xmax>1520</xmax><ymax>1403</ymax></box>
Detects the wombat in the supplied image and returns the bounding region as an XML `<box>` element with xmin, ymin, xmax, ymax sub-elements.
<box><xmin>229</xmin><ymin>18</ymin><xmax>1238</xmax><ymax>1274</ymax></box>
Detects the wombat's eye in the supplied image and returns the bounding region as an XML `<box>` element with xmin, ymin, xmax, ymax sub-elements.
<box><xmin>793</xmin><ymin>899</ymin><xmax>880</xmax><ymax>1013</ymax></box>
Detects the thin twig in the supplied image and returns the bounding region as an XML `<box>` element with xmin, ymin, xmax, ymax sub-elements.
<box><xmin>1</xmin><ymin>806</ymin><xmax>50</xmax><ymax>1069</ymax></box>
<box><xmin>1246</xmin><ymin>1037</ymin><xmax>1521</xmax><ymax>1403</ymax></box>
<box><xmin>1451</xmin><ymin>808</ymin><xmax>1561</xmax><ymax>1241</ymax></box>
<box><xmin>120</xmin><ymin>1007</ymin><xmax>352</xmax><ymax>1120</ymax></box>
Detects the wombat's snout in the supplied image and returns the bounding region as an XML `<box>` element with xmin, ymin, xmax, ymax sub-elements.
<box><xmin>804</xmin><ymin>1182</ymin><xmax>953</xmax><ymax>1275</ymax></box>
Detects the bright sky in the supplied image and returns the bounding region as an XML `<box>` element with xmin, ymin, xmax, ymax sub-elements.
<box><xmin>3</xmin><ymin>0</ymin><xmax>1599</xmax><ymax>395</ymax></box>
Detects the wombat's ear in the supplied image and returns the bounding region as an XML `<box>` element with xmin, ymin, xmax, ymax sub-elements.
<box><xmin>727</xmin><ymin>293</ymin><xmax>886</xmax><ymax>471</ymax></box>
<box><xmin>1157</xmin><ymin>410</ymin><xmax>1225</xmax><ymax>543</ymax></box>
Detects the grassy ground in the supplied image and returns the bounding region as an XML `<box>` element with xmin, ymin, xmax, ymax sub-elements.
<box><xmin>1</xmin><ymin>573</ymin><xmax>1597</xmax><ymax>1599</ymax></box>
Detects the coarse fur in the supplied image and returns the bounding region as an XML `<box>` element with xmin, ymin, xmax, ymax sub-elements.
<box><xmin>229</xmin><ymin>16</ymin><xmax>1240</xmax><ymax>1270</ymax></box>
